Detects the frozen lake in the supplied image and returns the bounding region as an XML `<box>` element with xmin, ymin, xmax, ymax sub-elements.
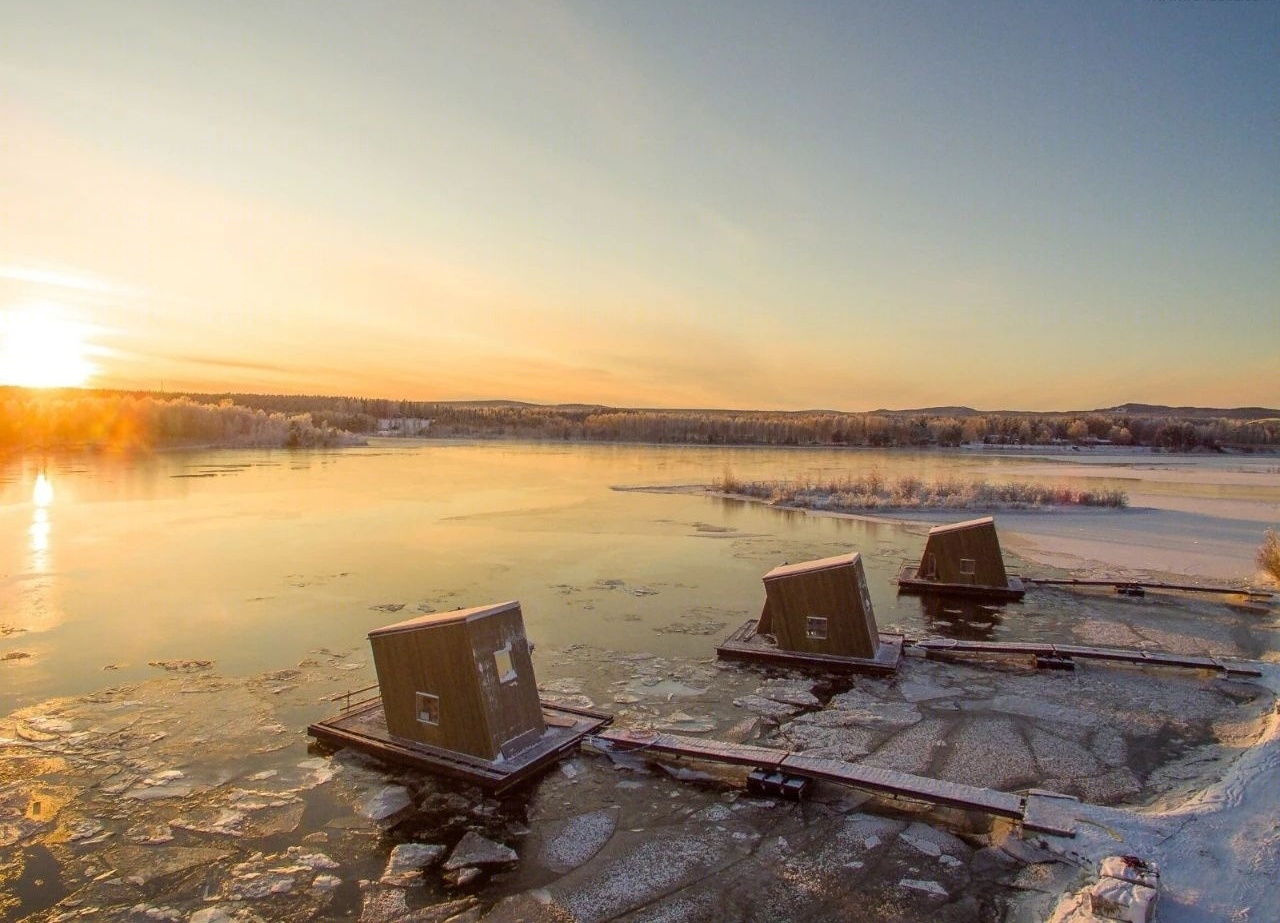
<box><xmin>2</xmin><ymin>440</ymin><xmax>1277</xmax><ymax>710</ymax></box>
<box><xmin>2</xmin><ymin>440</ymin><xmax>1278</xmax><ymax>922</ymax></box>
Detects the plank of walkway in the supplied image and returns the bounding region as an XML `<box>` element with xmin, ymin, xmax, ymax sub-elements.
<box><xmin>914</xmin><ymin>638</ymin><xmax>1261</xmax><ymax>677</ymax></box>
<box><xmin>1053</xmin><ymin>644</ymin><xmax>1262</xmax><ymax>676</ymax></box>
<box><xmin>597</xmin><ymin>728</ymin><xmax>789</xmax><ymax>768</ymax></box>
<box><xmin>780</xmin><ymin>753</ymin><xmax>1025</xmax><ymax>819</ymax></box>
<box><xmin>918</xmin><ymin>639</ymin><xmax>1054</xmax><ymax>655</ymax></box>
<box><xmin>597</xmin><ymin>730</ymin><xmax>1025</xmax><ymax>820</ymax></box>
<box><xmin>1021</xmin><ymin>791</ymin><xmax>1079</xmax><ymax>837</ymax></box>
<box><xmin>1026</xmin><ymin>576</ymin><xmax>1273</xmax><ymax>600</ymax></box>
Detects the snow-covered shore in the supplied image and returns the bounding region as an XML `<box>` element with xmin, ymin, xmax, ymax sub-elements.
<box><xmin>1039</xmin><ymin>663</ymin><xmax>1280</xmax><ymax>923</ymax></box>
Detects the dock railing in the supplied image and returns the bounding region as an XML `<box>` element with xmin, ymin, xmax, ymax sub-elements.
<box><xmin>330</xmin><ymin>683</ymin><xmax>380</xmax><ymax>714</ymax></box>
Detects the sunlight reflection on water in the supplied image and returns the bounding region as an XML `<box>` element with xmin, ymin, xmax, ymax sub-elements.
<box><xmin>29</xmin><ymin>472</ymin><xmax>52</xmax><ymax>568</ymax></box>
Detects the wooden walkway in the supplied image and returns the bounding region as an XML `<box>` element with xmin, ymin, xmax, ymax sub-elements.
<box><xmin>308</xmin><ymin>697</ymin><xmax>612</xmax><ymax>793</ymax></box>
<box><xmin>1023</xmin><ymin>576</ymin><xmax>1273</xmax><ymax>601</ymax></box>
<box><xmin>716</xmin><ymin>620</ymin><xmax>903</xmax><ymax>675</ymax></box>
<box><xmin>596</xmin><ymin>728</ymin><xmax>1074</xmax><ymax>836</ymax></box>
<box><xmin>910</xmin><ymin>638</ymin><xmax>1262</xmax><ymax>678</ymax></box>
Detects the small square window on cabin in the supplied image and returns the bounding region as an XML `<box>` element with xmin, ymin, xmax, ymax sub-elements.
<box><xmin>493</xmin><ymin>645</ymin><xmax>517</xmax><ymax>683</ymax></box>
<box><xmin>959</xmin><ymin>558</ymin><xmax>977</xmax><ymax>575</ymax></box>
<box><xmin>416</xmin><ymin>692</ymin><xmax>440</xmax><ymax>725</ymax></box>
<box><xmin>806</xmin><ymin>616</ymin><xmax>829</xmax><ymax>640</ymax></box>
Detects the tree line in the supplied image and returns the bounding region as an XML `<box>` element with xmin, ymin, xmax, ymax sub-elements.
<box><xmin>4</xmin><ymin>387</ymin><xmax>1276</xmax><ymax>451</ymax></box>
<box><xmin>0</xmin><ymin>390</ymin><xmax>362</xmax><ymax>451</ymax></box>
<box><xmin>413</xmin><ymin>404</ymin><xmax>1279</xmax><ymax>450</ymax></box>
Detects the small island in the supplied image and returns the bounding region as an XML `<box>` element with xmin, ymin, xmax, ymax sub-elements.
<box><xmin>709</xmin><ymin>472</ymin><xmax>1128</xmax><ymax>513</ymax></box>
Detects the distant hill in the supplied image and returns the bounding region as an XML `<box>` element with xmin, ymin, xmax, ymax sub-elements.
<box><xmin>866</xmin><ymin>403</ymin><xmax>1280</xmax><ymax>420</ymax></box>
<box><xmin>429</xmin><ymin>400</ymin><xmax>1280</xmax><ymax>421</ymax></box>
<box><xmin>427</xmin><ymin>400</ymin><xmax>1280</xmax><ymax>420</ymax></box>
<box><xmin>869</xmin><ymin>406</ymin><xmax>980</xmax><ymax>417</ymax></box>
<box><xmin>1098</xmin><ymin>403</ymin><xmax>1280</xmax><ymax>421</ymax></box>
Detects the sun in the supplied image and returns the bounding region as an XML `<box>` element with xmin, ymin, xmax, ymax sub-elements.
<box><xmin>0</xmin><ymin>308</ymin><xmax>96</xmax><ymax>388</ymax></box>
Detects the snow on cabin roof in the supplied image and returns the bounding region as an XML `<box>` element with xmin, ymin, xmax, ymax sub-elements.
<box><xmin>763</xmin><ymin>552</ymin><xmax>860</xmax><ymax>581</ymax></box>
<box><xmin>927</xmin><ymin>516</ymin><xmax>996</xmax><ymax>535</ymax></box>
<box><xmin>368</xmin><ymin>600</ymin><xmax>521</xmax><ymax>638</ymax></box>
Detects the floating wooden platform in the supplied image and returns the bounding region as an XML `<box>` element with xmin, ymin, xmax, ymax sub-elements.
<box><xmin>307</xmin><ymin>697</ymin><xmax>612</xmax><ymax>793</ymax></box>
<box><xmin>716</xmin><ymin>620</ymin><xmax>903</xmax><ymax>675</ymax></box>
<box><xmin>596</xmin><ymin>728</ymin><xmax>1075</xmax><ymax>836</ymax></box>
<box><xmin>1024</xmin><ymin>576</ymin><xmax>1273</xmax><ymax>601</ymax></box>
<box><xmin>910</xmin><ymin>638</ymin><xmax>1262</xmax><ymax>678</ymax></box>
<box><xmin>896</xmin><ymin>563</ymin><xmax>1026</xmax><ymax>600</ymax></box>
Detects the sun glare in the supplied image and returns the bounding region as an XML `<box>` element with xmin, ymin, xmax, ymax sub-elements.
<box><xmin>0</xmin><ymin>308</ymin><xmax>96</xmax><ymax>388</ymax></box>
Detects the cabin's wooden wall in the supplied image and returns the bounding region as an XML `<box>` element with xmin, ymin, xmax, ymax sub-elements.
<box><xmin>467</xmin><ymin>608</ymin><xmax>546</xmax><ymax>758</ymax></box>
<box><xmin>765</xmin><ymin>555</ymin><xmax>879</xmax><ymax>657</ymax></box>
<box><xmin>371</xmin><ymin>620</ymin><xmax>498</xmax><ymax>760</ymax></box>
<box><xmin>921</xmin><ymin>520</ymin><xmax>1008</xmax><ymax>587</ymax></box>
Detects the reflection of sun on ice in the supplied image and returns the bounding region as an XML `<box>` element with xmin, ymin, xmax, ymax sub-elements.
<box><xmin>0</xmin><ymin>307</ymin><xmax>96</xmax><ymax>387</ymax></box>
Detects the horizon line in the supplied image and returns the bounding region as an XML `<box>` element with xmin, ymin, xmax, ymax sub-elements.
<box><xmin>1</xmin><ymin>384</ymin><xmax>1276</xmax><ymax>419</ymax></box>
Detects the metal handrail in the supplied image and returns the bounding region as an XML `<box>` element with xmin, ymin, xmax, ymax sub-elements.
<box><xmin>328</xmin><ymin>683</ymin><xmax>380</xmax><ymax>712</ymax></box>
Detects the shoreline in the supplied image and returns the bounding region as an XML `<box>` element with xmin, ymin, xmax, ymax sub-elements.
<box><xmin>7</xmin><ymin>434</ymin><xmax>1279</xmax><ymax>458</ymax></box>
<box><xmin>1036</xmin><ymin>663</ymin><xmax>1280</xmax><ymax>923</ymax></box>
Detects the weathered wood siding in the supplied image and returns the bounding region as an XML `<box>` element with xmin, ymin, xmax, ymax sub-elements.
<box><xmin>756</xmin><ymin>598</ymin><xmax>775</xmax><ymax>635</ymax></box>
<box><xmin>368</xmin><ymin>601</ymin><xmax>546</xmax><ymax>761</ymax></box>
<box><xmin>371</xmin><ymin>618</ymin><xmax>497</xmax><ymax>758</ymax></box>
<box><xmin>763</xmin><ymin>553</ymin><xmax>879</xmax><ymax>658</ymax></box>
<box><xmin>920</xmin><ymin>517</ymin><xmax>1008</xmax><ymax>587</ymax></box>
<box><xmin>466</xmin><ymin>607</ymin><xmax>546</xmax><ymax>758</ymax></box>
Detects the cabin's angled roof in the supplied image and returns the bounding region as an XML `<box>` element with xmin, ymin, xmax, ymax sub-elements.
<box><xmin>368</xmin><ymin>600</ymin><xmax>520</xmax><ymax>638</ymax></box>
<box><xmin>764</xmin><ymin>552</ymin><xmax>860</xmax><ymax>581</ymax></box>
<box><xmin>927</xmin><ymin>516</ymin><xmax>995</xmax><ymax>535</ymax></box>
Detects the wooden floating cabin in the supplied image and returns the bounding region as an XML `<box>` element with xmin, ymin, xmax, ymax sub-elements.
<box><xmin>307</xmin><ymin>601</ymin><xmax>610</xmax><ymax>792</ymax></box>
<box><xmin>717</xmin><ymin>552</ymin><xmax>903</xmax><ymax>674</ymax></box>
<box><xmin>896</xmin><ymin>516</ymin><xmax>1025</xmax><ymax>600</ymax></box>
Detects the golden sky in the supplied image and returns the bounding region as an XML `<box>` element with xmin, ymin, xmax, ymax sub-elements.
<box><xmin>2</xmin><ymin>2</ymin><xmax>1277</xmax><ymax>410</ymax></box>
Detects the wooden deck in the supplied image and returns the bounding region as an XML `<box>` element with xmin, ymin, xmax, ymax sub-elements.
<box><xmin>307</xmin><ymin>697</ymin><xmax>612</xmax><ymax>793</ymax></box>
<box><xmin>896</xmin><ymin>562</ymin><xmax>1026</xmax><ymax>600</ymax></box>
<box><xmin>716</xmin><ymin>620</ymin><xmax>903</xmax><ymax>675</ymax></box>
<box><xmin>597</xmin><ymin>728</ymin><xmax>1073</xmax><ymax>836</ymax></box>
<box><xmin>911</xmin><ymin>638</ymin><xmax>1262</xmax><ymax>678</ymax></box>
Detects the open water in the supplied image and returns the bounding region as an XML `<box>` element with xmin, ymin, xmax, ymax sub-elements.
<box><xmin>2</xmin><ymin>439</ymin><xmax>1276</xmax><ymax>711</ymax></box>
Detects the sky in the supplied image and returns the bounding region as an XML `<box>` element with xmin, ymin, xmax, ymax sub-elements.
<box><xmin>1</xmin><ymin>1</ymin><xmax>1277</xmax><ymax>411</ymax></box>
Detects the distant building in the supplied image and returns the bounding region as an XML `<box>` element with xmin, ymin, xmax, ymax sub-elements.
<box><xmin>376</xmin><ymin>417</ymin><xmax>432</xmax><ymax>435</ymax></box>
<box><xmin>757</xmin><ymin>552</ymin><xmax>880</xmax><ymax>659</ymax></box>
<box><xmin>367</xmin><ymin>601</ymin><xmax>545</xmax><ymax>762</ymax></box>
